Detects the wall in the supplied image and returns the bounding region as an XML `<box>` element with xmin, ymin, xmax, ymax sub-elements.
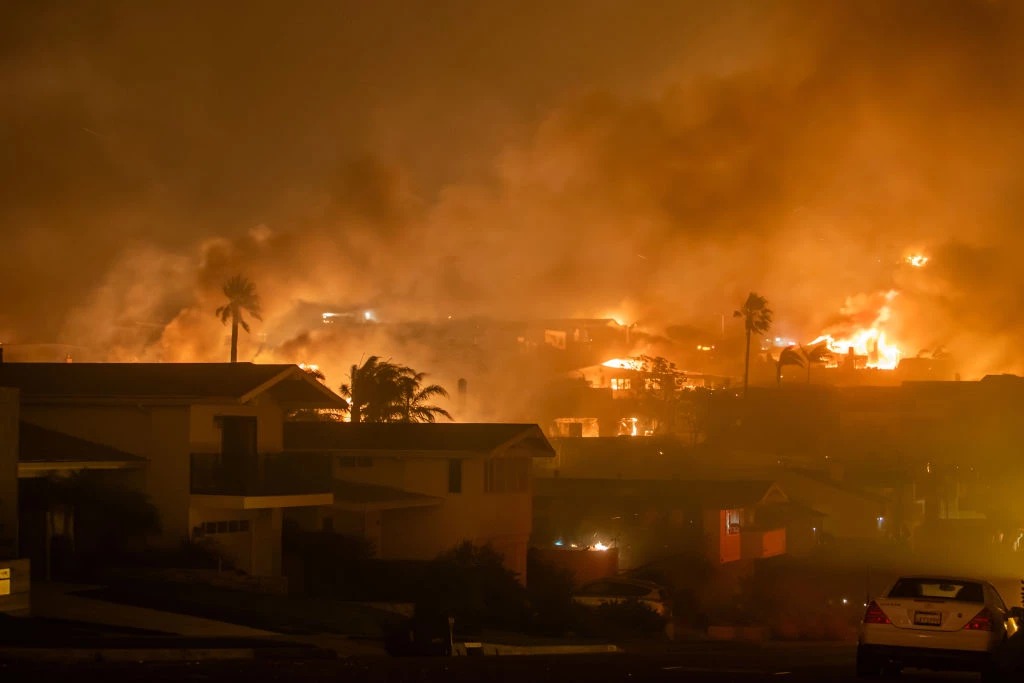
<box><xmin>0</xmin><ymin>389</ymin><xmax>18</xmax><ymax>559</ymax></box>
<box><xmin>332</xmin><ymin>455</ymin><xmax>535</xmax><ymax>580</ymax></box>
<box><xmin>706</xmin><ymin>509</ymin><xmax>742</xmax><ymax>564</ymax></box>
<box><xmin>20</xmin><ymin>404</ymin><xmax>192</xmax><ymax>541</ymax></box>
<box><xmin>188</xmin><ymin>396</ymin><xmax>285</xmax><ymax>454</ymax></box>
<box><xmin>188</xmin><ymin>507</ymin><xmax>261</xmax><ymax>572</ymax></box>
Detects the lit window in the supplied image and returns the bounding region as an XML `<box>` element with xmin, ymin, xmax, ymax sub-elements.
<box><xmin>610</xmin><ymin>378</ymin><xmax>632</xmax><ymax>391</ymax></box>
<box><xmin>726</xmin><ymin>509</ymin><xmax>741</xmax><ymax>535</ymax></box>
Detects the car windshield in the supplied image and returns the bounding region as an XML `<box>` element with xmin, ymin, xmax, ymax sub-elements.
<box><xmin>887</xmin><ymin>578</ymin><xmax>984</xmax><ymax>603</ymax></box>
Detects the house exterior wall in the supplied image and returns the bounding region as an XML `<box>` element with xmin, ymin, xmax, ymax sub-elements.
<box><xmin>0</xmin><ymin>389</ymin><xmax>18</xmax><ymax>560</ymax></box>
<box><xmin>330</xmin><ymin>454</ymin><xmax>535</xmax><ymax>580</ymax></box>
<box><xmin>20</xmin><ymin>397</ymin><xmax>293</xmax><ymax>576</ymax></box>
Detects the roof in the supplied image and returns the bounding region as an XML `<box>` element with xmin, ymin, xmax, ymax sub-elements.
<box><xmin>534</xmin><ymin>478</ymin><xmax>785</xmax><ymax>509</ymax></box>
<box><xmin>284</xmin><ymin>422</ymin><xmax>556</xmax><ymax>457</ymax></box>
<box><xmin>331</xmin><ymin>480</ymin><xmax>443</xmax><ymax>512</ymax></box>
<box><xmin>0</xmin><ymin>362</ymin><xmax>345</xmax><ymax>407</ymax></box>
<box><xmin>18</xmin><ymin>421</ymin><xmax>147</xmax><ymax>464</ymax></box>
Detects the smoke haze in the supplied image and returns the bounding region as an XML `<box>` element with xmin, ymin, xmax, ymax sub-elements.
<box><xmin>3</xmin><ymin>0</ymin><xmax>1024</xmax><ymax>388</ymax></box>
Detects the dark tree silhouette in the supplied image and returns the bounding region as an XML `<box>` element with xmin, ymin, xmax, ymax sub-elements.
<box><xmin>215</xmin><ymin>275</ymin><xmax>262</xmax><ymax>363</ymax></box>
<box><xmin>775</xmin><ymin>346</ymin><xmax>805</xmax><ymax>386</ymax></box>
<box><xmin>799</xmin><ymin>342</ymin><xmax>831</xmax><ymax>383</ymax></box>
<box><xmin>734</xmin><ymin>292</ymin><xmax>773</xmax><ymax>397</ymax></box>
<box><xmin>340</xmin><ymin>357</ymin><xmax>452</xmax><ymax>423</ymax></box>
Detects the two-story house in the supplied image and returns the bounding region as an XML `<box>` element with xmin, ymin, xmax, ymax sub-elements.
<box><xmin>0</xmin><ymin>362</ymin><xmax>344</xmax><ymax>577</ymax></box>
<box><xmin>282</xmin><ymin>422</ymin><xmax>556</xmax><ymax>579</ymax></box>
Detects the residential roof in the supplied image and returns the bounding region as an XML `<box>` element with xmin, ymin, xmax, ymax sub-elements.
<box><xmin>284</xmin><ymin>422</ymin><xmax>556</xmax><ymax>457</ymax></box>
<box><xmin>331</xmin><ymin>480</ymin><xmax>443</xmax><ymax>512</ymax></box>
<box><xmin>534</xmin><ymin>478</ymin><xmax>785</xmax><ymax>509</ymax></box>
<box><xmin>18</xmin><ymin>421</ymin><xmax>147</xmax><ymax>464</ymax></box>
<box><xmin>0</xmin><ymin>362</ymin><xmax>345</xmax><ymax>407</ymax></box>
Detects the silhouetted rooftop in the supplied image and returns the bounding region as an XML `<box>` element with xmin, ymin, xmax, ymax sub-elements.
<box><xmin>534</xmin><ymin>478</ymin><xmax>784</xmax><ymax>509</ymax></box>
<box><xmin>18</xmin><ymin>421</ymin><xmax>147</xmax><ymax>464</ymax></box>
<box><xmin>332</xmin><ymin>480</ymin><xmax>443</xmax><ymax>511</ymax></box>
<box><xmin>284</xmin><ymin>422</ymin><xmax>555</xmax><ymax>457</ymax></box>
<box><xmin>0</xmin><ymin>362</ymin><xmax>344</xmax><ymax>406</ymax></box>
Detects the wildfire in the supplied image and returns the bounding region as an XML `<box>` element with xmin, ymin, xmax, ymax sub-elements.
<box><xmin>602</xmin><ymin>357</ymin><xmax>645</xmax><ymax>370</ymax></box>
<box><xmin>811</xmin><ymin>290</ymin><xmax>902</xmax><ymax>370</ymax></box>
<box><xmin>905</xmin><ymin>254</ymin><xmax>929</xmax><ymax>268</ymax></box>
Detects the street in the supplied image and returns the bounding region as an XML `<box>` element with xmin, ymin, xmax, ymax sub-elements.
<box><xmin>0</xmin><ymin>643</ymin><xmax>993</xmax><ymax>682</ymax></box>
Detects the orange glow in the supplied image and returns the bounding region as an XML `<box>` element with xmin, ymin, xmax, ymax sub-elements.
<box><xmin>905</xmin><ymin>254</ymin><xmax>929</xmax><ymax>267</ymax></box>
<box><xmin>812</xmin><ymin>290</ymin><xmax>902</xmax><ymax>370</ymax></box>
<box><xmin>602</xmin><ymin>357</ymin><xmax>644</xmax><ymax>370</ymax></box>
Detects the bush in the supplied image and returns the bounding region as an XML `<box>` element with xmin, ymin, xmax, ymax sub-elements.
<box><xmin>415</xmin><ymin>542</ymin><xmax>527</xmax><ymax>634</ymax></box>
<box><xmin>525</xmin><ymin>549</ymin><xmax>578</xmax><ymax>635</ymax></box>
<box><xmin>574</xmin><ymin>599</ymin><xmax>668</xmax><ymax>639</ymax></box>
<box><xmin>283</xmin><ymin>529</ymin><xmax>377</xmax><ymax>598</ymax></box>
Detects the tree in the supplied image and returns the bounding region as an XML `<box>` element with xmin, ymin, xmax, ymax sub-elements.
<box><xmin>775</xmin><ymin>346</ymin><xmax>805</xmax><ymax>387</ymax></box>
<box><xmin>734</xmin><ymin>292</ymin><xmax>773</xmax><ymax>397</ymax></box>
<box><xmin>215</xmin><ymin>275</ymin><xmax>262</xmax><ymax>363</ymax></box>
<box><xmin>799</xmin><ymin>342</ymin><xmax>831</xmax><ymax>384</ymax></box>
<box><xmin>396</xmin><ymin>371</ymin><xmax>453</xmax><ymax>423</ymax></box>
<box><xmin>340</xmin><ymin>356</ymin><xmax>452</xmax><ymax>423</ymax></box>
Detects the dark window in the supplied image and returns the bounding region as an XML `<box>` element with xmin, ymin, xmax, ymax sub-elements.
<box><xmin>239</xmin><ymin>520</ymin><xmax>250</xmax><ymax>532</ymax></box>
<box><xmin>228</xmin><ymin>520</ymin><xmax>239</xmax><ymax>533</ymax></box>
<box><xmin>204</xmin><ymin>522</ymin><xmax>217</xmax><ymax>534</ymax></box>
<box><xmin>217</xmin><ymin>521</ymin><xmax>228</xmax><ymax>533</ymax></box>
<box><xmin>221</xmin><ymin>416</ymin><xmax>258</xmax><ymax>458</ymax></box>
<box><xmin>888</xmin><ymin>578</ymin><xmax>984</xmax><ymax>603</ymax></box>
<box><xmin>448</xmin><ymin>460</ymin><xmax>463</xmax><ymax>494</ymax></box>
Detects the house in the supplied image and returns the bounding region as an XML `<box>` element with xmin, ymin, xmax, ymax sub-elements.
<box><xmin>0</xmin><ymin>362</ymin><xmax>344</xmax><ymax>578</ymax></box>
<box><xmin>533</xmin><ymin>478</ymin><xmax>791</xmax><ymax>568</ymax></box>
<box><xmin>282</xmin><ymin>422</ymin><xmax>556</xmax><ymax>579</ymax></box>
<box><xmin>0</xmin><ymin>387</ymin><xmax>30</xmax><ymax>615</ymax></box>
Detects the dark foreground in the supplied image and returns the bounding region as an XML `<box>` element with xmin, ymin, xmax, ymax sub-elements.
<box><xmin>0</xmin><ymin>643</ymin><xmax>996</xmax><ymax>682</ymax></box>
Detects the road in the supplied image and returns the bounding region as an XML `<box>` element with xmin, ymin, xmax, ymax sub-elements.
<box><xmin>0</xmin><ymin>642</ymin><xmax>996</xmax><ymax>682</ymax></box>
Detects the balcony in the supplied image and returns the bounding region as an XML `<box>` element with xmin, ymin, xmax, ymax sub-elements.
<box><xmin>190</xmin><ymin>453</ymin><xmax>333</xmax><ymax>509</ymax></box>
<box><xmin>740</xmin><ymin>527</ymin><xmax>787</xmax><ymax>560</ymax></box>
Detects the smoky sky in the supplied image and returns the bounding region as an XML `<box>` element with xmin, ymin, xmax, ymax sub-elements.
<box><xmin>3</xmin><ymin>0</ymin><xmax>1024</xmax><ymax>381</ymax></box>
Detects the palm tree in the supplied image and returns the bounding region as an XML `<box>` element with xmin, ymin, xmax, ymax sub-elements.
<box><xmin>775</xmin><ymin>346</ymin><xmax>805</xmax><ymax>387</ymax></box>
<box><xmin>215</xmin><ymin>275</ymin><xmax>262</xmax><ymax>363</ymax></box>
<box><xmin>340</xmin><ymin>357</ymin><xmax>452</xmax><ymax>423</ymax></box>
<box><xmin>396</xmin><ymin>371</ymin><xmax>453</xmax><ymax>423</ymax></box>
<box><xmin>799</xmin><ymin>342</ymin><xmax>831</xmax><ymax>384</ymax></box>
<box><xmin>734</xmin><ymin>292</ymin><xmax>773</xmax><ymax>397</ymax></box>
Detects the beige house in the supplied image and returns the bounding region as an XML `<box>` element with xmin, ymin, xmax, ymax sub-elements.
<box><xmin>283</xmin><ymin>422</ymin><xmax>555</xmax><ymax>580</ymax></box>
<box><xmin>0</xmin><ymin>362</ymin><xmax>343</xmax><ymax>577</ymax></box>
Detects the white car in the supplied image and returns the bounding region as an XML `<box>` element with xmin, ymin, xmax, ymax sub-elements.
<box><xmin>572</xmin><ymin>577</ymin><xmax>670</xmax><ymax>617</ymax></box>
<box><xmin>858</xmin><ymin>575</ymin><xmax>1022</xmax><ymax>678</ymax></box>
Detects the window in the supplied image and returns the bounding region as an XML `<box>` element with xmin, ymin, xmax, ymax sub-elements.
<box><xmin>610</xmin><ymin>378</ymin><xmax>631</xmax><ymax>391</ymax></box>
<box><xmin>726</xmin><ymin>509</ymin><xmax>741</xmax><ymax>535</ymax></box>
<box><xmin>448</xmin><ymin>459</ymin><xmax>463</xmax><ymax>494</ymax></box>
<box><xmin>199</xmin><ymin>519</ymin><xmax>250</xmax><ymax>536</ymax></box>
<box><xmin>221</xmin><ymin>416</ymin><xmax>258</xmax><ymax>458</ymax></box>
<box><xmin>485</xmin><ymin>458</ymin><xmax>529</xmax><ymax>493</ymax></box>
<box><xmin>888</xmin><ymin>579</ymin><xmax>983</xmax><ymax>603</ymax></box>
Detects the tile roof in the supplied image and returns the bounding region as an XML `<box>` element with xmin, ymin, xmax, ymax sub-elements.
<box><xmin>0</xmin><ymin>362</ymin><xmax>344</xmax><ymax>406</ymax></box>
<box><xmin>18</xmin><ymin>421</ymin><xmax>147</xmax><ymax>464</ymax></box>
<box><xmin>284</xmin><ymin>422</ymin><xmax>555</xmax><ymax>457</ymax></box>
<box><xmin>534</xmin><ymin>478</ymin><xmax>782</xmax><ymax>509</ymax></box>
<box><xmin>331</xmin><ymin>480</ymin><xmax>443</xmax><ymax>511</ymax></box>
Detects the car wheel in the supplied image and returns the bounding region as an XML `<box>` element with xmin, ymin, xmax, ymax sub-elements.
<box><xmin>856</xmin><ymin>648</ymin><xmax>883</xmax><ymax>678</ymax></box>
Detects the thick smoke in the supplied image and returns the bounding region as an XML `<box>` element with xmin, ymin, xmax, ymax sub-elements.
<box><xmin>3</xmin><ymin>0</ymin><xmax>1024</xmax><ymax>389</ymax></box>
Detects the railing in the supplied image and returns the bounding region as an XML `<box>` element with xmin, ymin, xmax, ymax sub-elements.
<box><xmin>190</xmin><ymin>453</ymin><xmax>332</xmax><ymax>497</ymax></box>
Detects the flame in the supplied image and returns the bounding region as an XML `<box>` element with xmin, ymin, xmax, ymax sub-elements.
<box><xmin>602</xmin><ymin>357</ymin><xmax>645</xmax><ymax>370</ymax></box>
<box><xmin>905</xmin><ymin>254</ymin><xmax>929</xmax><ymax>267</ymax></box>
<box><xmin>812</xmin><ymin>290</ymin><xmax>902</xmax><ymax>370</ymax></box>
